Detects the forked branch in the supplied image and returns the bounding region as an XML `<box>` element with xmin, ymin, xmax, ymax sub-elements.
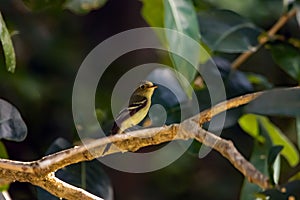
<box><xmin>0</xmin><ymin>89</ymin><xmax>272</xmax><ymax>199</ymax></box>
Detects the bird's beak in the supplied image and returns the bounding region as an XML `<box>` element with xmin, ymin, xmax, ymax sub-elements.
<box><xmin>150</xmin><ymin>85</ymin><xmax>158</xmax><ymax>89</ymax></box>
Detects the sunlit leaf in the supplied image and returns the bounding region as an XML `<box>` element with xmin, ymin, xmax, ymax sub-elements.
<box><xmin>245</xmin><ymin>87</ymin><xmax>300</xmax><ymax>116</ymax></box>
<box><xmin>0</xmin><ymin>12</ymin><xmax>16</xmax><ymax>73</ymax></box>
<box><xmin>0</xmin><ymin>141</ymin><xmax>8</xmax><ymax>159</ymax></box>
<box><xmin>64</xmin><ymin>0</ymin><xmax>107</xmax><ymax>14</ymax></box>
<box><xmin>269</xmin><ymin>42</ymin><xmax>300</xmax><ymax>81</ymax></box>
<box><xmin>267</xmin><ymin>145</ymin><xmax>283</xmax><ymax>185</ymax></box>
<box><xmin>289</xmin><ymin>171</ymin><xmax>300</xmax><ymax>181</ymax></box>
<box><xmin>259</xmin><ymin>117</ymin><xmax>299</xmax><ymax>167</ymax></box>
<box><xmin>141</xmin><ymin>0</ymin><xmax>168</xmax><ymax>46</ymax></box>
<box><xmin>238</xmin><ymin>114</ymin><xmax>265</xmax><ymax>143</ymax></box>
<box><xmin>0</xmin><ymin>185</ymin><xmax>9</xmax><ymax>193</ymax></box>
<box><xmin>141</xmin><ymin>0</ymin><xmax>164</xmax><ymax>28</ymax></box>
<box><xmin>198</xmin><ymin>10</ymin><xmax>262</xmax><ymax>53</ymax></box>
<box><xmin>0</xmin><ymin>99</ymin><xmax>27</xmax><ymax>142</ymax></box>
<box><xmin>239</xmin><ymin>114</ymin><xmax>299</xmax><ymax>167</ymax></box>
<box><xmin>246</xmin><ymin>72</ymin><xmax>273</xmax><ymax>90</ymax></box>
<box><xmin>37</xmin><ymin>138</ymin><xmax>113</xmax><ymax>200</ymax></box>
<box><xmin>164</xmin><ymin>0</ymin><xmax>200</xmax><ymax>98</ymax></box>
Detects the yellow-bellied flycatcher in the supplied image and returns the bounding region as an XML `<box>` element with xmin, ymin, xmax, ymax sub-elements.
<box><xmin>110</xmin><ymin>81</ymin><xmax>157</xmax><ymax>135</ymax></box>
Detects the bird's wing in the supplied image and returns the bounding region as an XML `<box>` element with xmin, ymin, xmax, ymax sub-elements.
<box><xmin>110</xmin><ymin>97</ymin><xmax>148</xmax><ymax>135</ymax></box>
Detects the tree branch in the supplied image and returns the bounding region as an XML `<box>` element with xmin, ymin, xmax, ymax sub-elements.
<box><xmin>0</xmin><ymin>89</ymin><xmax>274</xmax><ymax>199</ymax></box>
<box><xmin>35</xmin><ymin>174</ymin><xmax>103</xmax><ymax>200</ymax></box>
<box><xmin>231</xmin><ymin>8</ymin><xmax>297</xmax><ymax>69</ymax></box>
<box><xmin>198</xmin><ymin>91</ymin><xmax>262</xmax><ymax>125</ymax></box>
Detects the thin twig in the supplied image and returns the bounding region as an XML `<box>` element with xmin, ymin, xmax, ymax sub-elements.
<box><xmin>231</xmin><ymin>8</ymin><xmax>297</xmax><ymax>69</ymax></box>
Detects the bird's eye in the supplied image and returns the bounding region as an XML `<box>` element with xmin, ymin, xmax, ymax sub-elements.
<box><xmin>140</xmin><ymin>85</ymin><xmax>146</xmax><ymax>89</ymax></box>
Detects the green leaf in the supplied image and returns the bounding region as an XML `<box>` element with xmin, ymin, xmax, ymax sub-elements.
<box><xmin>267</xmin><ymin>146</ymin><xmax>283</xmax><ymax>168</ymax></box>
<box><xmin>164</xmin><ymin>0</ymin><xmax>200</xmax><ymax>98</ymax></box>
<box><xmin>267</xmin><ymin>145</ymin><xmax>283</xmax><ymax>185</ymax></box>
<box><xmin>64</xmin><ymin>0</ymin><xmax>107</xmax><ymax>14</ymax></box>
<box><xmin>37</xmin><ymin>138</ymin><xmax>113</xmax><ymax>200</ymax></box>
<box><xmin>0</xmin><ymin>12</ymin><xmax>16</xmax><ymax>73</ymax></box>
<box><xmin>297</xmin><ymin>116</ymin><xmax>300</xmax><ymax>149</ymax></box>
<box><xmin>246</xmin><ymin>72</ymin><xmax>273</xmax><ymax>90</ymax></box>
<box><xmin>240</xmin><ymin>128</ymin><xmax>271</xmax><ymax>200</ymax></box>
<box><xmin>0</xmin><ymin>141</ymin><xmax>8</xmax><ymax>159</ymax></box>
<box><xmin>238</xmin><ymin>114</ymin><xmax>265</xmax><ymax>143</ymax></box>
<box><xmin>198</xmin><ymin>10</ymin><xmax>262</xmax><ymax>53</ymax></box>
<box><xmin>0</xmin><ymin>185</ymin><xmax>9</xmax><ymax>192</ymax></box>
<box><xmin>240</xmin><ymin>113</ymin><xmax>299</xmax><ymax>198</ymax></box>
<box><xmin>245</xmin><ymin>87</ymin><xmax>300</xmax><ymax>116</ymax></box>
<box><xmin>95</xmin><ymin>108</ymin><xmax>107</xmax><ymax>124</ymax></box>
<box><xmin>141</xmin><ymin>0</ymin><xmax>164</xmax><ymax>28</ymax></box>
<box><xmin>239</xmin><ymin>114</ymin><xmax>299</xmax><ymax>167</ymax></box>
<box><xmin>202</xmin><ymin>57</ymin><xmax>253</xmax><ymax>98</ymax></box>
<box><xmin>0</xmin><ymin>99</ymin><xmax>27</xmax><ymax>142</ymax></box>
<box><xmin>259</xmin><ymin>116</ymin><xmax>299</xmax><ymax>167</ymax></box>
<box><xmin>289</xmin><ymin>171</ymin><xmax>300</xmax><ymax>181</ymax></box>
<box><xmin>269</xmin><ymin>42</ymin><xmax>300</xmax><ymax>81</ymax></box>
<box><xmin>141</xmin><ymin>0</ymin><xmax>168</xmax><ymax>47</ymax></box>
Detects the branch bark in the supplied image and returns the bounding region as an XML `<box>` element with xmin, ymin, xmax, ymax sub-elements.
<box><xmin>0</xmin><ymin>89</ymin><xmax>272</xmax><ymax>199</ymax></box>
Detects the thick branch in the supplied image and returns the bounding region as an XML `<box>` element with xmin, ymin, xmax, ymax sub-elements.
<box><xmin>35</xmin><ymin>91</ymin><xmax>263</xmax><ymax>174</ymax></box>
<box><xmin>0</xmin><ymin>90</ymin><xmax>274</xmax><ymax>199</ymax></box>
<box><xmin>37</xmin><ymin>121</ymin><xmax>270</xmax><ymax>189</ymax></box>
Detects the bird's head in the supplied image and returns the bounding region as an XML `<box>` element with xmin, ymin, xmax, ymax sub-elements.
<box><xmin>133</xmin><ymin>81</ymin><xmax>158</xmax><ymax>97</ymax></box>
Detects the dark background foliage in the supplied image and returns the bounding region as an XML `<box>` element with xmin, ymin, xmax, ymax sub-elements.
<box><xmin>1</xmin><ymin>0</ymin><xmax>300</xmax><ymax>199</ymax></box>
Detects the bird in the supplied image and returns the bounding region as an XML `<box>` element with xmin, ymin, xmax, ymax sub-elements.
<box><xmin>110</xmin><ymin>80</ymin><xmax>158</xmax><ymax>135</ymax></box>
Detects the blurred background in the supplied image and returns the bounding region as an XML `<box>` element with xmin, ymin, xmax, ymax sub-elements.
<box><xmin>0</xmin><ymin>0</ymin><xmax>300</xmax><ymax>199</ymax></box>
